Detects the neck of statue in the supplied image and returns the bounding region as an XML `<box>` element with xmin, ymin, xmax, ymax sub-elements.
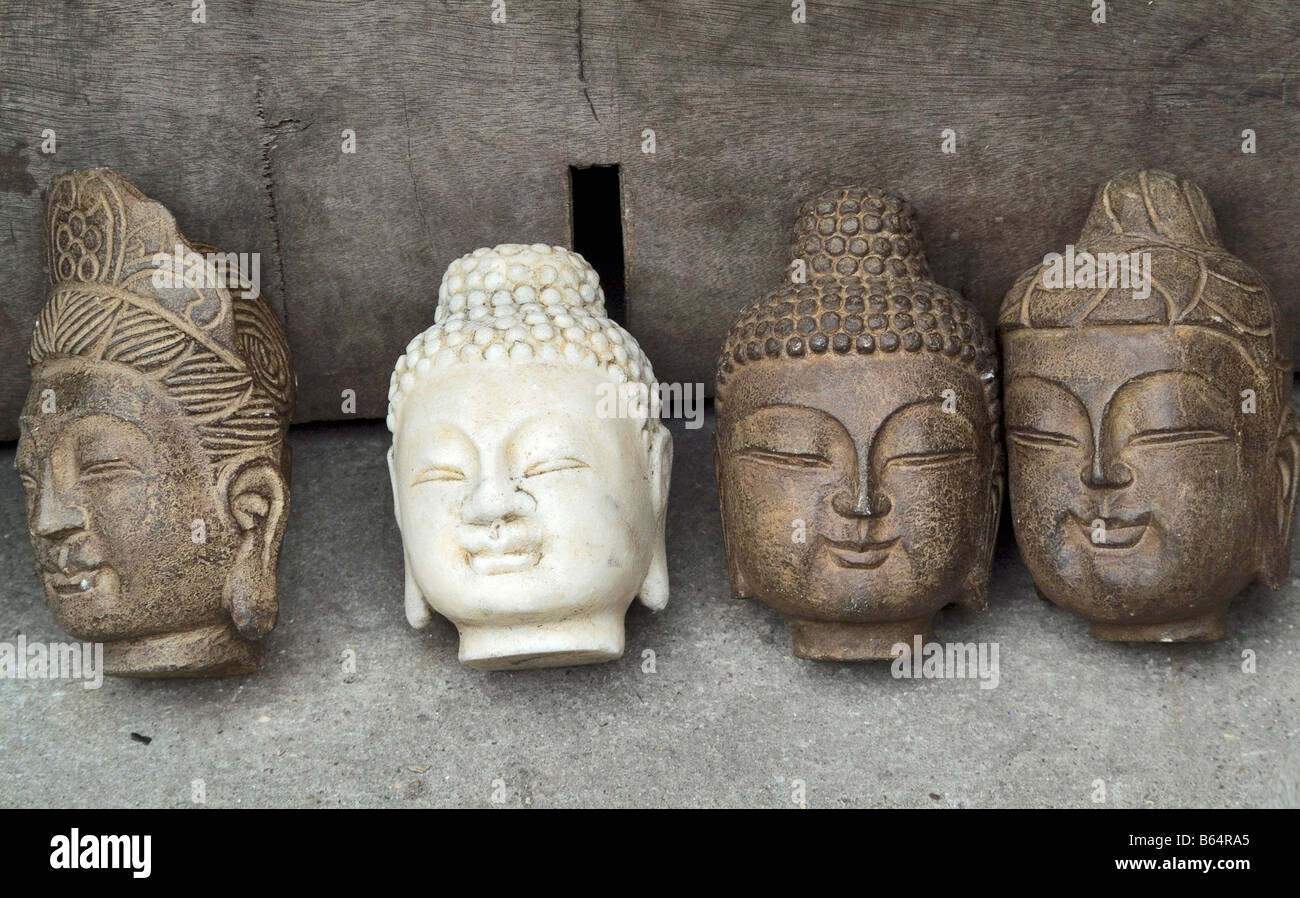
<box><xmin>102</xmin><ymin>621</ymin><xmax>263</xmax><ymax>678</ymax></box>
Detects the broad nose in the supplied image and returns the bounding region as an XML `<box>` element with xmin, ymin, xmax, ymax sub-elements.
<box><xmin>831</xmin><ymin>454</ymin><xmax>891</xmax><ymax>518</ymax></box>
<box><xmin>461</xmin><ymin>471</ymin><xmax>536</xmax><ymax>526</ymax></box>
<box><xmin>1081</xmin><ymin>447</ymin><xmax>1133</xmax><ymax>490</ymax></box>
<box><xmin>31</xmin><ymin>465</ymin><xmax>87</xmax><ymax>540</ymax></box>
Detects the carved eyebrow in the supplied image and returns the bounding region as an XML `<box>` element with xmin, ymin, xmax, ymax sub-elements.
<box><xmin>1119</xmin><ymin>368</ymin><xmax>1232</xmax><ymax>405</ymax></box>
<box><xmin>1104</xmin><ymin>370</ymin><xmax>1236</xmax><ymax>432</ymax></box>
<box><xmin>731</xmin><ymin>406</ymin><xmax>846</xmax><ymax>461</ymax></box>
<box><xmin>505</xmin><ymin>412</ymin><xmax>599</xmax><ymax>454</ymax></box>
<box><xmin>880</xmin><ymin>397</ymin><xmax>978</xmax><ymax>426</ymax></box>
<box><xmin>1005</xmin><ymin>374</ymin><xmax>1089</xmax><ymax>403</ymax></box>
<box><xmin>63</xmin><ymin>417</ymin><xmax>154</xmax><ymax>469</ymax></box>
<box><xmin>873</xmin><ymin>399</ymin><xmax>978</xmax><ymax>460</ymax></box>
<box><xmin>411</xmin><ymin>423</ymin><xmax>476</xmax><ymax>462</ymax></box>
<box><xmin>1004</xmin><ymin>375</ymin><xmax>1093</xmax><ymax>431</ymax></box>
<box><xmin>419</xmin><ymin>421</ymin><xmax>474</xmax><ymax>442</ymax></box>
<box><xmin>737</xmin><ymin>403</ymin><xmax>850</xmax><ymax>436</ymax></box>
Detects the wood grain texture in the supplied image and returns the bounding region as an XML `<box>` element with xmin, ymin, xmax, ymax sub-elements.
<box><xmin>615</xmin><ymin>0</ymin><xmax>1300</xmax><ymax>392</ymax></box>
<box><xmin>249</xmin><ymin>0</ymin><xmax>613</xmax><ymax>421</ymax></box>
<box><xmin>0</xmin><ymin>1</ymin><xmax>279</xmax><ymax>438</ymax></box>
<box><xmin>1</xmin><ymin>0</ymin><xmax>1297</xmax><ymax>438</ymax></box>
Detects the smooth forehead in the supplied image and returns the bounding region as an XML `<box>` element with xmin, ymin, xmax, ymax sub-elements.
<box><xmin>19</xmin><ymin>360</ymin><xmax>185</xmax><ymax>448</ymax></box>
<box><xmin>393</xmin><ymin>359</ymin><xmax>641</xmax><ymax>445</ymax></box>
<box><xmin>720</xmin><ymin>354</ymin><xmax>990</xmax><ymax>431</ymax></box>
<box><xmin>1002</xmin><ymin>325</ymin><xmax>1271</xmax><ymax>399</ymax></box>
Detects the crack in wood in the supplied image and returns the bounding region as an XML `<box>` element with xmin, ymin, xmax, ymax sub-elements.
<box><xmin>401</xmin><ymin>87</ymin><xmax>434</xmax><ymax>254</ymax></box>
<box><xmin>253</xmin><ymin>79</ymin><xmax>290</xmax><ymax>334</ymax></box>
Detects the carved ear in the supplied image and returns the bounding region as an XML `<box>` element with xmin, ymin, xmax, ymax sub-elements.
<box><xmin>961</xmin><ymin>464</ymin><xmax>1003</xmax><ymax>609</ymax></box>
<box><xmin>223</xmin><ymin>460</ymin><xmax>288</xmax><ymax>639</ymax></box>
<box><xmin>1263</xmin><ymin>406</ymin><xmax>1300</xmax><ymax>588</ymax></box>
<box><xmin>713</xmin><ymin>430</ymin><xmax>751</xmax><ymax>599</ymax></box>
<box><xmin>402</xmin><ymin>546</ymin><xmax>433</xmax><ymax>628</ymax></box>
<box><xmin>387</xmin><ymin>447</ymin><xmax>402</xmax><ymax>531</ymax></box>
<box><xmin>637</xmin><ymin>425</ymin><xmax>672</xmax><ymax>611</ymax></box>
<box><xmin>389</xmin><ymin>446</ymin><xmax>434</xmax><ymax>627</ymax></box>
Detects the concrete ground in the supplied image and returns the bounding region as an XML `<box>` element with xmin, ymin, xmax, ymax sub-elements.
<box><xmin>1</xmin><ymin>409</ymin><xmax>1297</xmax><ymax>808</ymax></box>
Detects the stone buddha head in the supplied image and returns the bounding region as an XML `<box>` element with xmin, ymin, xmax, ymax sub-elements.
<box><xmin>16</xmin><ymin>169</ymin><xmax>294</xmax><ymax>676</ymax></box>
<box><xmin>387</xmin><ymin>244</ymin><xmax>671</xmax><ymax>670</ymax></box>
<box><xmin>714</xmin><ymin>187</ymin><xmax>1002</xmax><ymax>661</ymax></box>
<box><xmin>999</xmin><ymin>169</ymin><xmax>1299</xmax><ymax>641</ymax></box>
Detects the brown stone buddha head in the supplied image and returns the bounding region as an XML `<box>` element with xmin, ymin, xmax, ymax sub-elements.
<box><xmin>999</xmin><ymin>169</ymin><xmax>1299</xmax><ymax>641</ymax></box>
<box><xmin>16</xmin><ymin>169</ymin><xmax>293</xmax><ymax>676</ymax></box>
<box><xmin>714</xmin><ymin>187</ymin><xmax>1002</xmax><ymax>661</ymax></box>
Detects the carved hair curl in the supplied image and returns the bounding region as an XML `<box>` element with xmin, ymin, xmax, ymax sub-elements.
<box><xmin>30</xmin><ymin>288</ymin><xmax>292</xmax><ymax>472</ymax></box>
<box><xmin>387</xmin><ymin>244</ymin><xmax>666</xmax><ymax>457</ymax></box>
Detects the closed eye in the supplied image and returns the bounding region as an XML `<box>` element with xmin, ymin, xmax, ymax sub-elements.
<box><xmin>79</xmin><ymin>458</ymin><xmax>142</xmax><ymax>480</ymax></box>
<box><xmin>737</xmin><ymin>447</ymin><xmax>831</xmax><ymax>468</ymax></box>
<box><xmin>412</xmin><ymin>465</ymin><xmax>467</xmax><ymax>485</ymax></box>
<box><xmin>1128</xmin><ymin>428</ymin><xmax>1231</xmax><ymax>448</ymax></box>
<box><xmin>1008</xmin><ymin>428</ymin><xmax>1082</xmax><ymax>449</ymax></box>
<box><xmin>523</xmin><ymin>457</ymin><xmax>589</xmax><ymax>477</ymax></box>
<box><xmin>887</xmin><ymin>449</ymin><xmax>975</xmax><ymax>469</ymax></box>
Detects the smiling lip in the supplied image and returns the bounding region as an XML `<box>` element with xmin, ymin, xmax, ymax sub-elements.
<box><xmin>1073</xmin><ymin>514</ymin><xmax>1151</xmax><ymax>549</ymax></box>
<box><xmin>44</xmin><ymin>567</ymin><xmax>101</xmax><ymax>597</ymax></box>
<box><xmin>467</xmin><ymin>548</ymin><xmax>542</xmax><ymax>576</ymax></box>
<box><xmin>822</xmin><ymin>537</ymin><xmax>898</xmax><ymax>569</ymax></box>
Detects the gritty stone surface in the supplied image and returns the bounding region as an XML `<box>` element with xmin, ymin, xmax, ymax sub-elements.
<box><xmin>1</xmin><ymin>409</ymin><xmax>1297</xmax><ymax>808</ymax></box>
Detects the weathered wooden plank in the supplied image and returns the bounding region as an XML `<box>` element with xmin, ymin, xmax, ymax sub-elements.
<box><xmin>251</xmin><ymin>0</ymin><xmax>612</xmax><ymax>421</ymax></box>
<box><xmin>0</xmin><ymin>1</ymin><xmax>278</xmax><ymax>439</ymax></box>
<box><xmin>1</xmin><ymin>0</ymin><xmax>1297</xmax><ymax>440</ymax></box>
<box><xmin>617</xmin><ymin>0</ymin><xmax>1300</xmax><ymax>391</ymax></box>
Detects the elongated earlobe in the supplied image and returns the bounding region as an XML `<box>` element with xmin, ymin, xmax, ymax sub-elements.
<box><xmin>1263</xmin><ymin>407</ymin><xmax>1300</xmax><ymax>588</ymax></box>
<box><xmin>713</xmin><ymin>431</ymin><xmax>751</xmax><ymax>599</ymax></box>
<box><xmin>223</xmin><ymin>461</ymin><xmax>288</xmax><ymax>639</ymax></box>
<box><xmin>387</xmin><ymin>447</ymin><xmax>401</xmax><ymax>529</ymax></box>
<box><xmin>390</xmin><ymin>445</ymin><xmax>434</xmax><ymax>626</ymax></box>
<box><xmin>639</xmin><ymin>542</ymin><xmax>669</xmax><ymax>611</ymax></box>
<box><xmin>962</xmin><ymin>468</ymin><xmax>1003</xmax><ymax>609</ymax></box>
<box><xmin>403</xmin><ymin>548</ymin><xmax>433</xmax><ymax>628</ymax></box>
<box><xmin>637</xmin><ymin>426</ymin><xmax>672</xmax><ymax>610</ymax></box>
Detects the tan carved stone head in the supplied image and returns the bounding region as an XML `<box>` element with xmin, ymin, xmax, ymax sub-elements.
<box><xmin>999</xmin><ymin>169</ymin><xmax>1299</xmax><ymax>641</ymax></box>
<box><xmin>715</xmin><ymin>187</ymin><xmax>1002</xmax><ymax>660</ymax></box>
<box><xmin>17</xmin><ymin>169</ymin><xmax>293</xmax><ymax>676</ymax></box>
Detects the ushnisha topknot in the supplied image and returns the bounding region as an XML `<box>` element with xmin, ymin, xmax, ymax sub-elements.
<box><xmin>717</xmin><ymin>186</ymin><xmax>998</xmax><ymax>403</ymax></box>
<box><xmin>792</xmin><ymin>185</ymin><xmax>931</xmax><ymax>282</ymax></box>
<box><xmin>999</xmin><ymin>169</ymin><xmax>1290</xmax><ymax>403</ymax></box>
<box><xmin>387</xmin><ymin>244</ymin><xmax>663</xmax><ymax>446</ymax></box>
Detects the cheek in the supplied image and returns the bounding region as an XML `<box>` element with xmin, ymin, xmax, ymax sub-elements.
<box><xmin>1008</xmin><ymin>449</ymin><xmax>1079</xmax><ymax>515</ymax></box>
<box><xmin>1125</xmin><ymin>447</ymin><xmax>1242</xmax><ymax>493</ymax></box>
<box><xmin>86</xmin><ymin>477</ymin><xmax>187</xmax><ymax>554</ymax></box>
<box><xmin>885</xmin><ymin>469</ymin><xmax>982</xmax><ymax>527</ymax></box>
<box><xmin>535</xmin><ymin>480</ymin><xmax>642</xmax><ymax>556</ymax></box>
<box><xmin>399</xmin><ymin>487</ymin><xmax>468</xmax><ymax>571</ymax></box>
<box><xmin>727</xmin><ymin>467</ymin><xmax>831</xmax><ymax>553</ymax></box>
<box><xmin>1127</xmin><ymin>449</ymin><xmax>1253</xmax><ymax>536</ymax></box>
<box><xmin>402</xmin><ymin>487</ymin><xmax>462</xmax><ymax>532</ymax></box>
<box><xmin>400</xmin><ymin>489</ymin><xmax>474</xmax><ymax>609</ymax></box>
